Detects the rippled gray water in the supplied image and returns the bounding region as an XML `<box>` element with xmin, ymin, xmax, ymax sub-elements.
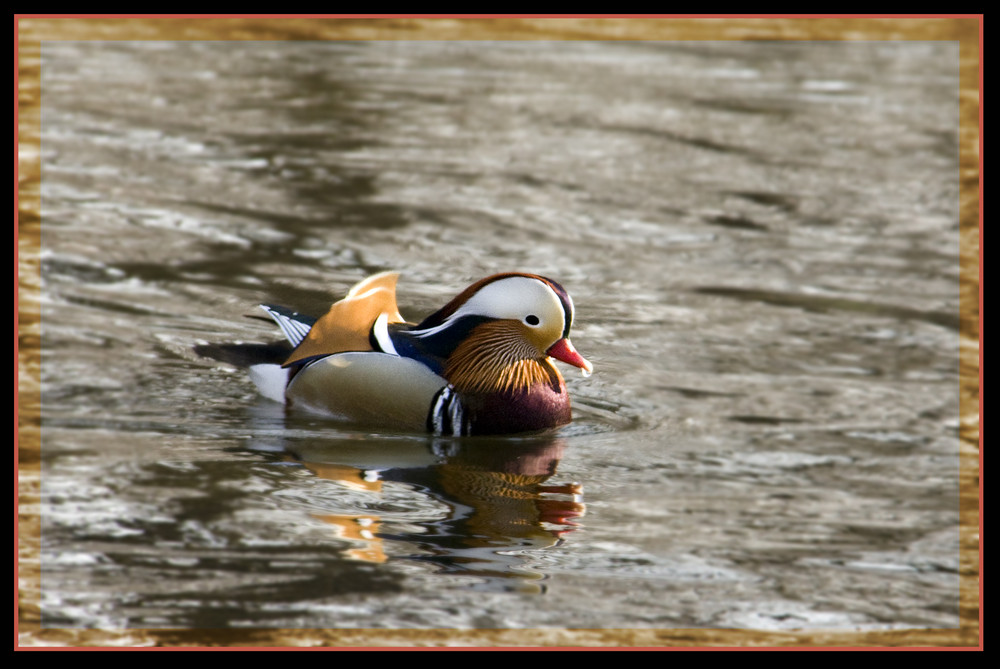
<box><xmin>35</xmin><ymin>39</ymin><xmax>961</xmax><ymax>630</ymax></box>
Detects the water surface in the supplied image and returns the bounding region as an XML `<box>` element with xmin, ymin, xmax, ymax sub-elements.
<box><xmin>24</xmin><ymin>35</ymin><xmax>965</xmax><ymax>638</ymax></box>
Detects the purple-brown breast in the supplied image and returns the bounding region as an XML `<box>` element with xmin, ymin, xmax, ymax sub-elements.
<box><xmin>461</xmin><ymin>372</ymin><xmax>572</xmax><ymax>435</ymax></box>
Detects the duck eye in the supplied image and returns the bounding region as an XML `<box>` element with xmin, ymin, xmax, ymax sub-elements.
<box><xmin>525</xmin><ymin>314</ymin><xmax>540</xmax><ymax>326</ymax></box>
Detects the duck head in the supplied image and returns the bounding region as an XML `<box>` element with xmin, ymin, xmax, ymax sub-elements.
<box><xmin>409</xmin><ymin>273</ymin><xmax>592</xmax><ymax>394</ymax></box>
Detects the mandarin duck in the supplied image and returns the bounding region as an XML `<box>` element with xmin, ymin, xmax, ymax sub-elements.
<box><xmin>215</xmin><ymin>272</ymin><xmax>592</xmax><ymax>436</ymax></box>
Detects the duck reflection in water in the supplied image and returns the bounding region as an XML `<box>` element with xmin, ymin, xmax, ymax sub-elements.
<box><xmin>284</xmin><ymin>433</ymin><xmax>584</xmax><ymax>594</ymax></box>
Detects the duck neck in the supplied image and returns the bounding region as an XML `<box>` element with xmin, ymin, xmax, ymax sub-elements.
<box><xmin>443</xmin><ymin>321</ymin><xmax>562</xmax><ymax>396</ymax></box>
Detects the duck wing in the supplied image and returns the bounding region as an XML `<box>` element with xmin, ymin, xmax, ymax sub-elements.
<box><xmin>282</xmin><ymin>271</ymin><xmax>406</xmax><ymax>367</ymax></box>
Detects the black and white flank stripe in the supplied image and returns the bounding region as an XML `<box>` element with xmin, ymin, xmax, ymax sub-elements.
<box><xmin>428</xmin><ymin>385</ymin><xmax>469</xmax><ymax>436</ymax></box>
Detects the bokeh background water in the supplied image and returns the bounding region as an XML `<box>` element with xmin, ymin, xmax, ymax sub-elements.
<box><xmin>18</xmin><ymin>18</ymin><xmax>980</xmax><ymax>647</ymax></box>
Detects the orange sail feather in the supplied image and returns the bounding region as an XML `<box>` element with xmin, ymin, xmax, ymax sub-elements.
<box><xmin>283</xmin><ymin>272</ymin><xmax>406</xmax><ymax>366</ymax></box>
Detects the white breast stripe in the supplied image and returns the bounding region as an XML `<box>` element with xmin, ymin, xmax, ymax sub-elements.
<box><xmin>448</xmin><ymin>394</ymin><xmax>465</xmax><ymax>436</ymax></box>
<box><xmin>429</xmin><ymin>385</ymin><xmax>466</xmax><ymax>436</ymax></box>
<box><xmin>430</xmin><ymin>388</ymin><xmax>448</xmax><ymax>434</ymax></box>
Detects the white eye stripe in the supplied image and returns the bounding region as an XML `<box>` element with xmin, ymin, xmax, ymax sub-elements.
<box><xmin>411</xmin><ymin>277</ymin><xmax>566</xmax><ymax>338</ymax></box>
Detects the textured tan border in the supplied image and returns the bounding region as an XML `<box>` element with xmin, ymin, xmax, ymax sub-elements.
<box><xmin>16</xmin><ymin>16</ymin><xmax>981</xmax><ymax>649</ymax></box>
